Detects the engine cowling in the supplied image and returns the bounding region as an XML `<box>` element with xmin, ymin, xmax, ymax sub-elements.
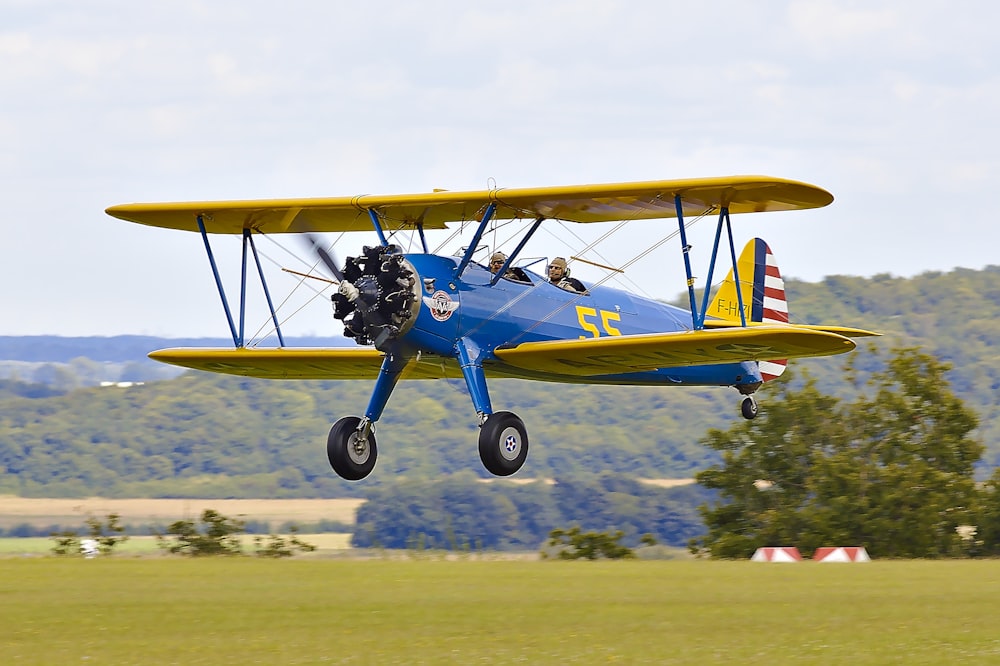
<box><xmin>331</xmin><ymin>245</ymin><xmax>419</xmax><ymax>350</ymax></box>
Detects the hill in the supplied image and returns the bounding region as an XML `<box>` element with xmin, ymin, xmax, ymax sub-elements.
<box><xmin>0</xmin><ymin>265</ymin><xmax>998</xmax><ymax>497</ymax></box>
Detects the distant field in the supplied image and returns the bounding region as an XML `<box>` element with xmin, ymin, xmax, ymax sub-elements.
<box><xmin>1</xmin><ymin>559</ymin><xmax>998</xmax><ymax>664</ymax></box>
<box><xmin>0</xmin><ymin>496</ymin><xmax>363</xmax><ymax>529</ymax></box>
<box><xmin>0</xmin><ymin>533</ymin><xmax>354</xmax><ymax>555</ymax></box>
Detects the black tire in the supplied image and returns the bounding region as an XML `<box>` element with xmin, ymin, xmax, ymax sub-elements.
<box><xmin>741</xmin><ymin>397</ymin><xmax>758</xmax><ymax>420</ymax></box>
<box><xmin>327</xmin><ymin>416</ymin><xmax>378</xmax><ymax>481</ymax></box>
<box><xmin>478</xmin><ymin>411</ymin><xmax>529</xmax><ymax>477</ymax></box>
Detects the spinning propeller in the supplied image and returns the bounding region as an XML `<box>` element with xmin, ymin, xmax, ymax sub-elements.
<box><xmin>305</xmin><ymin>233</ymin><xmax>344</xmax><ymax>283</ymax></box>
<box><xmin>304</xmin><ymin>235</ymin><xmax>420</xmax><ymax>351</ymax></box>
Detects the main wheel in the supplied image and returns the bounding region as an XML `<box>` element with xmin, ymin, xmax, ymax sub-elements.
<box><xmin>327</xmin><ymin>416</ymin><xmax>378</xmax><ymax>481</ymax></box>
<box><xmin>741</xmin><ymin>396</ymin><xmax>758</xmax><ymax>420</ymax></box>
<box><xmin>478</xmin><ymin>411</ymin><xmax>529</xmax><ymax>477</ymax></box>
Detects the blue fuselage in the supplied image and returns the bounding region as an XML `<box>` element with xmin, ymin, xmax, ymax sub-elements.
<box><xmin>398</xmin><ymin>254</ymin><xmax>760</xmax><ymax>388</ymax></box>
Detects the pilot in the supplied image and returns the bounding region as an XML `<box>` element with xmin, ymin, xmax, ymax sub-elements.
<box><xmin>547</xmin><ymin>257</ymin><xmax>587</xmax><ymax>294</ymax></box>
<box><xmin>489</xmin><ymin>251</ymin><xmax>509</xmax><ymax>275</ymax></box>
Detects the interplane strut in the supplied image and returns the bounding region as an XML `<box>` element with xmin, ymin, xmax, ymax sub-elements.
<box><xmin>196</xmin><ymin>215</ymin><xmax>286</xmax><ymax>348</ymax></box>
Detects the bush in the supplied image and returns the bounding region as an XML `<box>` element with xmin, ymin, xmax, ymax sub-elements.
<box><xmin>542</xmin><ymin>527</ymin><xmax>645</xmax><ymax>560</ymax></box>
<box><xmin>155</xmin><ymin>509</ymin><xmax>245</xmax><ymax>556</ymax></box>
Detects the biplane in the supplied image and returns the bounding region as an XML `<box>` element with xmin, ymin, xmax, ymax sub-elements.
<box><xmin>106</xmin><ymin>176</ymin><xmax>878</xmax><ymax>481</ymax></box>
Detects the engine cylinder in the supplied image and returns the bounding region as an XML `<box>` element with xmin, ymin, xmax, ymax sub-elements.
<box><xmin>332</xmin><ymin>245</ymin><xmax>419</xmax><ymax>350</ymax></box>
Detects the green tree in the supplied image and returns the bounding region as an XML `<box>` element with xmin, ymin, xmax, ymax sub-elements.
<box><xmin>972</xmin><ymin>468</ymin><xmax>1000</xmax><ymax>556</ymax></box>
<box><xmin>252</xmin><ymin>526</ymin><xmax>317</xmax><ymax>558</ymax></box>
<box><xmin>691</xmin><ymin>347</ymin><xmax>982</xmax><ymax>559</ymax></box>
<box><xmin>50</xmin><ymin>513</ymin><xmax>130</xmax><ymax>556</ymax></box>
<box><xmin>155</xmin><ymin>509</ymin><xmax>245</xmax><ymax>556</ymax></box>
<box><xmin>49</xmin><ymin>530</ymin><xmax>80</xmax><ymax>556</ymax></box>
<box><xmin>84</xmin><ymin>512</ymin><xmax>130</xmax><ymax>555</ymax></box>
<box><xmin>542</xmin><ymin>527</ymin><xmax>636</xmax><ymax>560</ymax></box>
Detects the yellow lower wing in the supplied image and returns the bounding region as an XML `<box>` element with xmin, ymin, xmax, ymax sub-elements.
<box><xmin>150</xmin><ymin>326</ymin><xmax>859</xmax><ymax>381</ymax></box>
<box><xmin>493</xmin><ymin>326</ymin><xmax>856</xmax><ymax>377</ymax></box>
<box><xmin>148</xmin><ymin>347</ymin><xmax>451</xmax><ymax>380</ymax></box>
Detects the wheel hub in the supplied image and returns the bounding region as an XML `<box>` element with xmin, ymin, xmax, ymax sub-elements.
<box><xmin>499</xmin><ymin>427</ymin><xmax>521</xmax><ymax>461</ymax></box>
<box><xmin>348</xmin><ymin>432</ymin><xmax>371</xmax><ymax>465</ymax></box>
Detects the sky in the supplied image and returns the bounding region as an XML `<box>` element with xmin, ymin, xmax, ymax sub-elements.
<box><xmin>3</xmin><ymin>0</ymin><xmax>998</xmax><ymax>338</ymax></box>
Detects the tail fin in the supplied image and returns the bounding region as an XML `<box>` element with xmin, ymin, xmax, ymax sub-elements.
<box><xmin>708</xmin><ymin>238</ymin><xmax>788</xmax><ymax>381</ymax></box>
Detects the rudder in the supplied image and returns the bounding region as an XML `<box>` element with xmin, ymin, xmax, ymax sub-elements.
<box><xmin>708</xmin><ymin>238</ymin><xmax>788</xmax><ymax>381</ymax></box>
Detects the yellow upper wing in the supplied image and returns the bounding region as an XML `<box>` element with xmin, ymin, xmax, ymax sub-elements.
<box><xmin>105</xmin><ymin>176</ymin><xmax>833</xmax><ymax>234</ymax></box>
<box><xmin>493</xmin><ymin>326</ymin><xmax>855</xmax><ymax>377</ymax></box>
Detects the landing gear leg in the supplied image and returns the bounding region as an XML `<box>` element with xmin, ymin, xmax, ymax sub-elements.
<box><xmin>456</xmin><ymin>337</ymin><xmax>530</xmax><ymax>477</ymax></box>
<box><xmin>326</xmin><ymin>349</ymin><xmax>409</xmax><ymax>481</ymax></box>
<box><xmin>741</xmin><ymin>396</ymin><xmax>758</xmax><ymax>420</ymax></box>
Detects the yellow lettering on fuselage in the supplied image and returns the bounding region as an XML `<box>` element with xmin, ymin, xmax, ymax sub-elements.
<box><xmin>576</xmin><ymin>306</ymin><xmax>623</xmax><ymax>338</ymax></box>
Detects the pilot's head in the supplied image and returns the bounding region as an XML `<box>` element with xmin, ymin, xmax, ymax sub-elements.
<box><xmin>489</xmin><ymin>251</ymin><xmax>507</xmax><ymax>273</ymax></box>
<box><xmin>547</xmin><ymin>256</ymin><xmax>568</xmax><ymax>282</ymax></box>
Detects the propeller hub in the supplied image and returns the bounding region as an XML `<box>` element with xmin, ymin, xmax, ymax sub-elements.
<box><xmin>331</xmin><ymin>245</ymin><xmax>419</xmax><ymax>350</ymax></box>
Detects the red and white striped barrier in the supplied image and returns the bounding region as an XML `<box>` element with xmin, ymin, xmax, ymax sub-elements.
<box><xmin>813</xmin><ymin>547</ymin><xmax>871</xmax><ymax>562</ymax></box>
<box><xmin>750</xmin><ymin>547</ymin><xmax>802</xmax><ymax>562</ymax></box>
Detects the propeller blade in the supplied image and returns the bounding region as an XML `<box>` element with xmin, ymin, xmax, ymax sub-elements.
<box><xmin>305</xmin><ymin>233</ymin><xmax>344</xmax><ymax>283</ymax></box>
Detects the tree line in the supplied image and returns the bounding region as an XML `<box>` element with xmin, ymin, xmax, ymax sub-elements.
<box><xmin>351</xmin><ymin>472</ymin><xmax>708</xmax><ymax>550</ymax></box>
<box><xmin>0</xmin><ymin>373</ymin><xmax>727</xmax><ymax>497</ymax></box>
<box><xmin>2</xmin><ymin>265</ymin><xmax>998</xmax><ymax>499</ymax></box>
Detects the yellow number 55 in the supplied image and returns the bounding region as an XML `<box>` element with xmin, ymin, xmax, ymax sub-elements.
<box><xmin>576</xmin><ymin>306</ymin><xmax>621</xmax><ymax>338</ymax></box>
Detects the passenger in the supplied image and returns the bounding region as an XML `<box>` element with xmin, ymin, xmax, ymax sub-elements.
<box><xmin>489</xmin><ymin>251</ymin><xmax>531</xmax><ymax>283</ymax></box>
<box><xmin>547</xmin><ymin>257</ymin><xmax>587</xmax><ymax>294</ymax></box>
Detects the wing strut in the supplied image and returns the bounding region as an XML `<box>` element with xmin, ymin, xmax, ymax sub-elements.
<box><xmin>195</xmin><ymin>215</ymin><xmax>287</xmax><ymax>348</ymax></box>
<box><xmin>245</xmin><ymin>230</ymin><xmax>287</xmax><ymax>347</ymax></box>
<box><xmin>416</xmin><ymin>222</ymin><xmax>429</xmax><ymax>253</ymax></box>
<box><xmin>454</xmin><ymin>203</ymin><xmax>498</xmax><ymax>278</ymax></box>
<box><xmin>721</xmin><ymin>211</ymin><xmax>748</xmax><ymax>328</ymax></box>
<box><xmin>367</xmin><ymin>209</ymin><xmax>389</xmax><ymax>246</ymax></box>
<box><xmin>198</xmin><ymin>215</ymin><xmax>239</xmax><ymax>346</ymax></box>
<box><xmin>674</xmin><ymin>196</ymin><xmax>700</xmax><ymax>328</ymax></box>
<box><xmin>489</xmin><ymin>217</ymin><xmax>544</xmax><ymax>286</ymax></box>
<box><xmin>696</xmin><ymin>207</ymin><xmax>747</xmax><ymax>329</ymax></box>
<box><xmin>674</xmin><ymin>199</ymin><xmax>747</xmax><ymax>330</ymax></box>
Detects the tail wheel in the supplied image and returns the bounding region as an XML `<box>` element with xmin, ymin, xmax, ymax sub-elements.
<box><xmin>478</xmin><ymin>411</ymin><xmax>529</xmax><ymax>477</ymax></box>
<box><xmin>741</xmin><ymin>396</ymin><xmax>758</xmax><ymax>420</ymax></box>
<box><xmin>327</xmin><ymin>416</ymin><xmax>377</xmax><ymax>481</ymax></box>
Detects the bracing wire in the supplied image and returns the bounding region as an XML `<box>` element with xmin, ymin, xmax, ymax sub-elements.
<box><xmin>499</xmin><ymin>209</ymin><xmax>715</xmax><ymax>343</ymax></box>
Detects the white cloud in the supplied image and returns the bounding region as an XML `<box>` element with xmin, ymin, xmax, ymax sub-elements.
<box><xmin>2</xmin><ymin>0</ymin><xmax>1000</xmax><ymax>335</ymax></box>
<box><xmin>788</xmin><ymin>1</ymin><xmax>898</xmax><ymax>52</ymax></box>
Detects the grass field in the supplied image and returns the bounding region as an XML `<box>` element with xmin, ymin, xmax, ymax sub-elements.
<box><xmin>1</xmin><ymin>559</ymin><xmax>998</xmax><ymax>664</ymax></box>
